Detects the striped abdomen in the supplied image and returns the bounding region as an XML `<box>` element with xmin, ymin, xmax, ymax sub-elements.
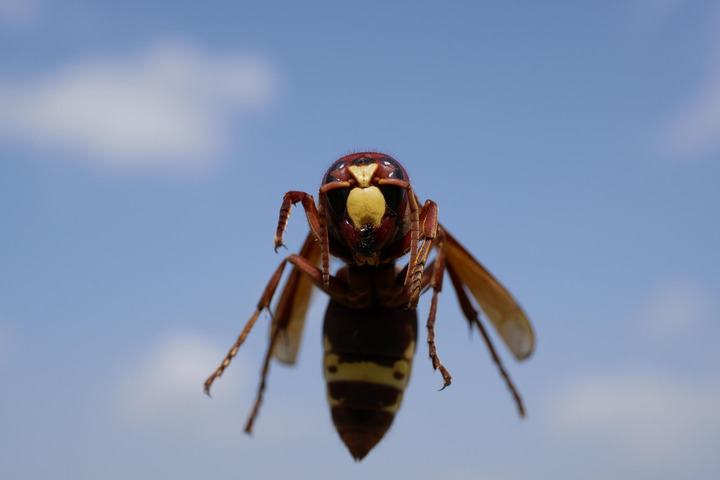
<box><xmin>323</xmin><ymin>299</ymin><xmax>418</xmax><ymax>460</ymax></box>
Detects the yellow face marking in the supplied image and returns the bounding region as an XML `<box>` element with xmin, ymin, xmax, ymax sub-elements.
<box><xmin>347</xmin><ymin>164</ymin><xmax>378</xmax><ymax>187</ymax></box>
<box><xmin>346</xmin><ymin>186</ymin><xmax>385</xmax><ymax>228</ymax></box>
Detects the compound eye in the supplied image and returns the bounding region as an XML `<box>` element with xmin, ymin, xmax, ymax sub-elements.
<box><xmin>322</xmin><ymin>160</ymin><xmax>349</xmax><ymax>216</ymax></box>
<box><xmin>380</xmin><ymin>184</ymin><xmax>405</xmax><ymax>214</ymax></box>
<box><xmin>379</xmin><ymin>156</ymin><xmax>406</xmax><ymax>181</ymax></box>
<box><xmin>378</xmin><ymin>156</ymin><xmax>407</xmax><ymax>214</ymax></box>
<box><xmin>323</xmin><ymin>160</ymin><xmax>345</xmax><ymax>185</ymax></box>
<box><xmin>325</xmin><ymin>186</ymin><xmax>349</xmax><ymax>217</ymax></box>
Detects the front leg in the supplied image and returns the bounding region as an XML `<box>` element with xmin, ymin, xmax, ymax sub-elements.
<box><xmin>273</xmin><ymin>191</ymin><xmax>321</xmax><ymax>250</ymax></box>
<box><xmin>407</xmin><ymin>198</ymin><xmax>439</xmax><ymax>309</ymax></box>
<box><xmin>273</xmin><ymin>191</ymin><xmax>331</xmax><ymax>288</ymax></box>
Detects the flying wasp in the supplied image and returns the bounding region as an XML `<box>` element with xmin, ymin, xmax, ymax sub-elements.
<box><xmin>205</xmin><ymin>152</ymin><xmax>535</xmax><ymax>460</ymax></box>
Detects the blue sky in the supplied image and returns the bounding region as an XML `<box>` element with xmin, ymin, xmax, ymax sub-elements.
<box><xmin>1</xmin><ymin>1</ymin><xmax>719</xmax><ymax>479</ymax></box>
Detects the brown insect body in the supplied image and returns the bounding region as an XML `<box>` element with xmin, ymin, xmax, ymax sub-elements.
<box><xmin>204</xmin><ymin>152</ymin><xmax>535</xmax><ymax>460</ymax></box>
<box><xmin>323</xmin><ymin>271</ymin><xmax>417</xmax><ymax>459</ymax></box>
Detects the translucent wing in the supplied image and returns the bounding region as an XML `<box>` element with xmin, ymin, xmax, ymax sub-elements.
<box><xmin>271</xmin><ymin>233</ymin><xmax>322</xmax><ymax>365</ymax></box>
<box><xmin>443</xmin><ymin>228</ymin><xmax>534</xmax><ymax>360</ymax></box>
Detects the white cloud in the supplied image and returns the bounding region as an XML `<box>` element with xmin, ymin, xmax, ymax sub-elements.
<box><xmin>635</xmin><ymin>279</ymin><xmax>711</xmax><ymax>342</ymax></box>
<box><xmin>114</xmin><ymin>330</ymin><xmax>248</xmax><ymax>439</ymax></box>
<box><xmin>550</xmin><ymin>372</ymin><xmax>720</xmax><ymax>470</ymax></box>
<box><xmin>644</xmin><ymin>2</ymin><xmax>720</xmax><ymax>162</ymax></box>
<box><xmin>0</xmin><ymin>40</ymin><xmax>278</xmax><ymax>171</ymax></box>
<box><xmin>662</xmin><ymin>69</ymin><xmax>720</xmax><ymax>159</ymax></box>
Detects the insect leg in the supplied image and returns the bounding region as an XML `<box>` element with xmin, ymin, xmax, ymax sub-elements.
<box><xmin>273</xmin><ymin>190</ymin><xmax>331</xmax><ymax>289</ymax></box>
<box><xmin>204</xmin><ymin>258</ymin><xmax>290</xmax><ymax>395</ymax></box>
<box><xmin>317</xmin><ymin>202</ymin><xmax>331</xmax><ymax>289</ymax></box>
<box><xmin>273</xmin><ymin>191</ymin><xmax>321</xmax><ymax>250</ymax></box>
<box><xmin>407</xmin><ymin>198</ymin><xmax>439</xmax><ymax>309</ymax></box>
<box><xmin>403</xmin><ymin>187</ymin><xmax>421</xmax><ymax>290</ymax></box>
<box><xmin>445</xmin><ymin>257</ymin><xmax>526</xmax><ymax>417</ymax></box>
<box><xmin>243</xmin><ymin>252</ymin><xmax>353</xmax><ymax>432</ymax></box>
<box><xmin>244</xmin><ymin>314</ymin><xmax>285</xmax><ymax>432</ymax></box>
<box><xmin>423</xmin><ymin>229</ymin><xmax>452</xmax><ymax>389</ymax></box>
